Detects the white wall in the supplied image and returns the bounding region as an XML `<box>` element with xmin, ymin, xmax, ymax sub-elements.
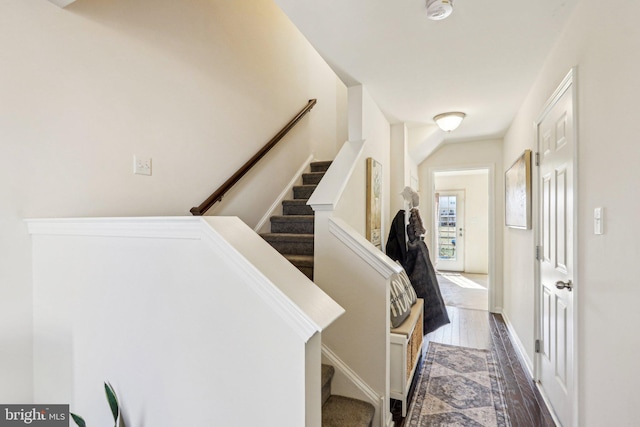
<box><xmin>502</xmin><ymin>0</ymin><xmax>640</xmax><ymax>424</ymax></box>
<box><xmin>337</xmin><ymin>85</ymin><xmax>391</xmax><ymax>246</ymax></box>
<box><xmin>419</xmin><ymin>139</ymin><xmax>504</xmax><ymax>310</ymax></box>
<box><xmin>0</xmin><ymin>0</ymin><xmax>346</xmax><ymax>402</ymax></box>
<box><xmin>390</xmin><ymin>124</ymin><xmax>408</xmax><ymax>215</ymax></box>
<box><xmin>434</xmin><ymin>171</ymin><xmax>489</xmax><ymax>274</ymax></box>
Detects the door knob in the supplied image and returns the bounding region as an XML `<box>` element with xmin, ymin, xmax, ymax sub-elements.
<box><xmin>555</xmin><ymin>279</ymin><xmax>573</xmax><ymax>291</ymax></box>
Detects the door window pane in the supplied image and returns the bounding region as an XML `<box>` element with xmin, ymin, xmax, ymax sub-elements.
<box><xmin>438</xmin><ymin>195</ymin><xmax>457</xmax><ymax>260</ymax></box>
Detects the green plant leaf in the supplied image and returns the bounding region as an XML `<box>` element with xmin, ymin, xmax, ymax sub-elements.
<box><xmin>104</xmin><ymin>382</ymin><xmax>120</xmax><ymax>423</ymax></box>
<box><xmin>70</xmin><ymin>413</ymin><xmax>86</xmax><ymax>427</ymax></box>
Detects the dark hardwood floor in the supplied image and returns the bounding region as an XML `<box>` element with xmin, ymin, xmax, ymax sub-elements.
<box><xmin>391</xmin><ymin>305</ymin><xmax>556</xmax><ymax>426</ymax></box>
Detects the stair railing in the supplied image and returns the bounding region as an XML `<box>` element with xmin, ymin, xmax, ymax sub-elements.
<box><xmin>190</xmin><ymin>99</ymin><xmax>317</xmax><ymax>216</ymax></box>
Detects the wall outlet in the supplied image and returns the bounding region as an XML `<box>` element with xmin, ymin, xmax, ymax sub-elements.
<box><xmin>134</xmin><ymin>155</ymin><xmax>152</xmax><ymax>176</ymax></box>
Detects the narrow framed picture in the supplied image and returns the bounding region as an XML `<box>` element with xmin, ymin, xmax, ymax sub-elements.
<box><xmin>366</xmin><ymin>157</ymin><xmax>382</xmax><ymax>248</ymax></box>
<box><xmin>505</xmin><ymin>149</ymin><xmax>532</xmax><ymax>229</ymax></box>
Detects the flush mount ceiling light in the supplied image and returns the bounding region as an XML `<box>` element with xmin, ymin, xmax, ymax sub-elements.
<box><xmin>426</xmin><ymin>0</ymin><xmax>454</xmax><ymax>21</ymax></box>
<box><xmin>434</xmin><ymin>112</ymin><xmax>466</xmax><ymax>132</ymax></box>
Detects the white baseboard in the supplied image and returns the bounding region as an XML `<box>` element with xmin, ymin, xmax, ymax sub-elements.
<box><xmin>499</xmin><ymin>311</ymin><xmax>534</xmax><ymax>378</ymax></box>
<box><xmin>253</xmin><ymin>155</ymin><xmax>314</xmax><ymax>234</ymax></box>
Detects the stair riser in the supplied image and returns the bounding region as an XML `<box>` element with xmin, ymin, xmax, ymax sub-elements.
<box><xmin>271</xmin><ymin>220</ymin><xmax>314</xmax><ymax>234</ymax></box>
<box><xmin>321</xmin><ymin>364</ymin><xmax>335</xmax><ymax>407</ymax></box>
<box><xmin>282</xmin><ymin>203</ymin><xmax>314</xmax><ymax>216</ymax></box>
<box><xmin>322</xmin><ymin>382</ymin><xmax>331</xmax><ymax>407</ymax></box>
<box><xmin>264</xmin><ymin>240</ymin><xmax>314</xmax><ymax>256</ymax></box>
<box><xmin>293</xmin><ymin>186</ymin><xmax>316</xmax><ymax>199</ymax></box>
<box><xmin>302</xmin><ymin>173</ymin><xmax>324</xmax><ymax>185</ymax></box>
<box><xmin>310</xmin><ymin>162</ymin><xmax>331</xmax><ymax>173</ymax></box>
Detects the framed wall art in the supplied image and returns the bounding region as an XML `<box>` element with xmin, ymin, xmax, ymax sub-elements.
<box><xmin>505</xmin><ymin>149</ymin><xmax>532</xmax><ymax>229</ymax></box>
<box><xmin>366</xmin><ymin>157</ymin><xmax>382</xmax><ymax>248</ymax></box>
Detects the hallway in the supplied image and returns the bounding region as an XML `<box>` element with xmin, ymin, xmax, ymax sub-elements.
<box><xmin>392</xmin><ymin>274</ymin><xmax>556</xmax><ymax>426</ymax></box>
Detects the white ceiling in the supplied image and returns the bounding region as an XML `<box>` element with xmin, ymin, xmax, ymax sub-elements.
<box><xmin>275</xmin><ymin>0</ymin><xmax>579</xmax><ymax>144</ymax></box>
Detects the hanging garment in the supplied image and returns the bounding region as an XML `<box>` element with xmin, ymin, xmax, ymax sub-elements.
<box><xmin>409</xmin><ymin>208</ymin><xmax>426</xmax><ymax>238</ymax></box>
<box><xmin>404</xmin><ymin>209</ymin><xmax>450</xmax><ymax>334</ymax></box>
<box><xmin>386</xmin><ymin>210</ymin><xmax>407</xmax><ymax>265</ymax></box>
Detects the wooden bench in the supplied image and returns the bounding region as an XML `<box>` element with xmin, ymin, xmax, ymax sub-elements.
<box><xmin>390</xmin><ymin>298</ymin><xmax>424</xmax><ymax>416</ymax></box>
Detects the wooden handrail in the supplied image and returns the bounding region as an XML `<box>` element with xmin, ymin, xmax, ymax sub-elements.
<box><xmin>190</xmin><ymin>99</ymin><xmax>317</xmax><ymax>216</ymax></box>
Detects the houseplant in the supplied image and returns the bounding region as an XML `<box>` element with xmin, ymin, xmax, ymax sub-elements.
<box><xmin>71</xmin><ymin>382</ymin><xmax>124</xmax><ymax>427</ymax></box>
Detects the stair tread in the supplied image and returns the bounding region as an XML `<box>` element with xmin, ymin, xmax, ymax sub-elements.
<box><xmin>293</xmin><ymin>184</ymin><xmax>317</xmax><ymax>200</ymax></box>
<box><xmin>261</xmin><ymin>233</ymin><xmax>314</xmax><ymax>240</ymax></box>
<box><xmin>282</xmin><ymin>199</ymin><xmax>309</xmax><ymax>204</ymax></box>
<box><xmin>322</xmin><ymin>395</ymin><xmax>375</xmax><ymax>427</ymax></box>
<box><xmin>283</xmin><ymin>254</ymin><xmax>314</xmax><ymax>266</ymax></box>
<box><xmin>311</xmin><ymin>160</ymin><xmax>332</xmax><ymax>166</ymax></box>
<box><xmin>303</xmin><ymin>171</ymin><xmax>326</xmax><ymax>185</ymax></box>
<box><xmin>310</xmin><ymin>161</ymin><xmax>332</xmax><ymax>173</ymax></box>
<box><xmin>270</xmin><ymin>215</ymin><xmax>314</xmax><ymax>221</ymax></box>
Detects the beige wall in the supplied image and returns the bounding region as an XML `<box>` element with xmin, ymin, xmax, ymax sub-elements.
<box><xmin>502</xmin><ymin>0</ymin><xmax>640</xmax><ymax>424</ymax></box>
<box><xmin>0</xmin><ymin>0</ymin><xmax>345</xmax><ymax>402</ymax></box>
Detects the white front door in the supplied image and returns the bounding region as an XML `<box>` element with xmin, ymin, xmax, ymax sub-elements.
<box><xmin>536</xmin><ymin>72</ymin><xmax>575</xmax><ymax>427</ymax></box>
<box><xmin>436</xmin><ymin>190</ymin><xmax>465</xmax><ymax>272</ymax></box>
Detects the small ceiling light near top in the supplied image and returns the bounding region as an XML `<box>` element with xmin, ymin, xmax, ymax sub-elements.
<box><xmin>434</xmin><ymin>112</ymin><xmax>466</xmax><ymax>132</ymax></box>
<box><xmin>426</xmin><ymin>0</ymin><xmax>454</xmax><ymax>21</ymax></box>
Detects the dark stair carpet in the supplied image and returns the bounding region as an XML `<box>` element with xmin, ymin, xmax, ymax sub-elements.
<box><xmin>321</xmin><ymin>364</ymin><xmax>374</xmax><ymax>427</ymax></box>
<box><xmin>260</xmin><ymin>160</ymin><xmax>374</xmax><ymax>425</ymax></box>
<box><xmin>260</xmin><ymin>160</ymin><xmax>331</xmax><ymax>280</ymax></box>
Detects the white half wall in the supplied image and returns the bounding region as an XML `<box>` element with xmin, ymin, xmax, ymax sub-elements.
<box><xmin>28</xmin><ymin>217</ymin><xmax>343</xmax><ymax>427</ymax></box>
<box><xmin>502</xmin><ymin>0</ymin><xmax>640</xmax><ymax>424</ymax></box>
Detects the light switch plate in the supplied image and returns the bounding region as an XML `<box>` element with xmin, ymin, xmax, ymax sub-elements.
<box><xmin>594</xmin><ymin>207</ymin><xmax>603</xmax><ymax>235</ymax></box>
<box><xmin>134</xmin><ymin>155</ymin><xmax>152</xmax><ymax>176</ymax></box>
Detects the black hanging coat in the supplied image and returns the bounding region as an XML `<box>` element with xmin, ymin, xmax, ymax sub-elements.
<box><xmin>385</xmin><ymin>210</ymin><xmax>407</xmax><ymax>266</ymax></box>
<box><xmin>404</xmin><ymin>239</ymin><xmax>450</xmax><ymax>334</ymax></box>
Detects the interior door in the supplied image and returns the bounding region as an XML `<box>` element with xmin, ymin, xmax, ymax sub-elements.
<box><xmin>436</xmin><ymin>191</ymin><xmax>465</xmax><ymax>272</ymax></box>
<box><xmin>537</xmin><ymin>76</ymin><xmax>575</xmax><ymax>427</ymax></box>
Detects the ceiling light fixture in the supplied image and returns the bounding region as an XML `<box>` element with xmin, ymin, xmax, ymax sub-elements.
<box><xmin>434</xmin><ymin>112</ymin><xmax>466</xmax><ymax>132</ymax></box>
<box><xmin>426</xmin><ymin>0</ymin><xmax>454</xmax><ymax>21</ymax></box>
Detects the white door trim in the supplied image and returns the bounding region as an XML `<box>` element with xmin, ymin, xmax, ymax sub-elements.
<box><xmin>428</xmin><ymin>164</ymin><xmax>497</xmax><ymax>313</ymax></box>
<box><xmin>533</xmin><ymin>66</ymin><xmax>579</xmax><ymax>427</ymax></box>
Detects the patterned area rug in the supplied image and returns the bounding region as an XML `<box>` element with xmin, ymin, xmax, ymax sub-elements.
<box><xmin>406</xmin><ymin>342</ymin><xmax>511</xmax><ymax>426</ymax></box>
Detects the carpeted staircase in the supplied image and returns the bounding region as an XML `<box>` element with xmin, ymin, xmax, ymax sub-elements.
<box><xmin>262</xmin><ymin>160</ymin><xmax>375</xmax><ymax>426</ymax></box>
<box><xmin>261</xmin><ymin>160</ymin><xmax>332</xmax><ymax>280</ymax></box>
<box><xmin>322</xmin><ymin>364</ymin><xmax>375</xmax><ymax>427</ymax></box>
